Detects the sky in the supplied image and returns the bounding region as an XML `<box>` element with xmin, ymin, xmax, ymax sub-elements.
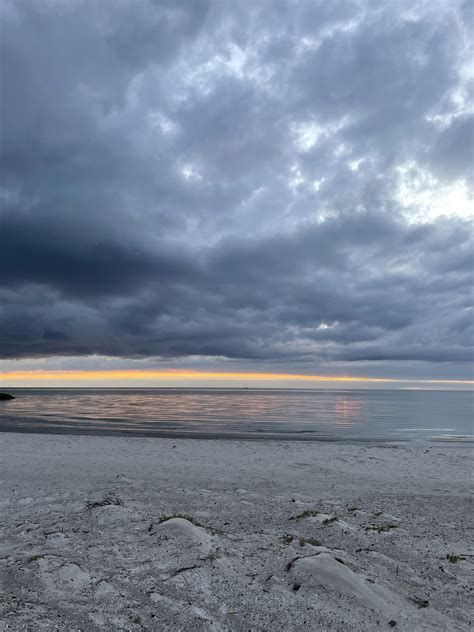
<box><xmin>0</xmin><ymin>0</ymin><xmax>473</xmax><ymax>388</ymax></box>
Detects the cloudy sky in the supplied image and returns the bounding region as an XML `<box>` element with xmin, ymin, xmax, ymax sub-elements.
<box><xmin>1</xmin><ymin>0</ymin><xmax>473</xmax><ymax>386</ymax></box>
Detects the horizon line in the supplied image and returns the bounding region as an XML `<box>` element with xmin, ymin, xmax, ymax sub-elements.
<box><xmin>1</xmin><ymin>369</ymin><xmax>473</xmax><ymax>385</ymax></box>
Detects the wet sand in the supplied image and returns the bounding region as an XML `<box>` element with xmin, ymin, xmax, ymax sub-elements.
<box><xmin>0</xmin><ymin>432</ymin><xmax>472</xmax><ymax>631</ymax></box>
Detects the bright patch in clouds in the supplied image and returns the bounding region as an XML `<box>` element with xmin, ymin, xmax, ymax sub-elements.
<box><xmin>317</xmin><ymin>322</ymin><xmax>335</xmax><ymax>330</ymax></box>
<box><xmin>181</xmin><ymin>164</ymin><xmax>202</xmax><ymax>181</ymax></box>
<box><xmin>292</xmin><ymin>117</ymin><xmax>350</xmax><ymax>152</ymax></box>
<box><xmin>396</xmin><ymin>162</ymin><xmax>473</xmax><ymax>223</ymax></box>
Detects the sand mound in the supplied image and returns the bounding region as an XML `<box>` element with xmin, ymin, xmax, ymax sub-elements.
<box><xmin>289</xmin><ymin>552</ymin><xmax>403</xmax><ymax>619</ymax></box>
<box><xmin>292</xmin><ymin>553</ymin><xmax>375</xmax><ymax>598</ymax></box>
<box><xmin>156</xmin><ymin>517</ymin><xmax>215</xmax><ymax>555</ymax></box>
<box><xmin>288</xmin><ymin>551</ymin><xmax>463</xmax><ymax>630</ymax></box>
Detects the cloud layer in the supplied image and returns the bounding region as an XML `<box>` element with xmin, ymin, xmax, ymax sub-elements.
<box><xmin>1</xmin><ymin>0</ymin><xmax>473</xmax><ymax>379</ymax></box>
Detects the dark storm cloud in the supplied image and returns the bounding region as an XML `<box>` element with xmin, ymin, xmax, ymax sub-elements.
<box><xmin>0</xmin><ymin>0</ymin><xmax>473</xmax><ymax>378</ymax></box>
<box><xmin>0</xmin><ymin>210</ymin><xmax>196</xmax><ymax>296</ymax></box>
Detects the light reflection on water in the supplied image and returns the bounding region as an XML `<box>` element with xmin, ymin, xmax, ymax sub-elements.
<box><xmin>334</xmin><ymin>397</ymin><xmax>365</xmax><ymax>427</ymax></box>
<box><xmin>0</xmin><ymin>388</ymin><xmax>472</xmax><ymax>441</ymax></box>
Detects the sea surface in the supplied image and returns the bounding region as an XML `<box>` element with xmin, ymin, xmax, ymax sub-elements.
<box><xmin>0</xmin><ymin>388</ymin><xmax>473</xmax><ymax>442</ymax></box>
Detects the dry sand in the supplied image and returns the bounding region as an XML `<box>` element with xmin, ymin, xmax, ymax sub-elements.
<box><xmin>0</xmin><ymin>432</ymin><xmax>472</xmax><ymax>631</ymax></box>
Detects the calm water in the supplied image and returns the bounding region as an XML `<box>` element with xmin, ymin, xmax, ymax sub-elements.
<box><xmin>0</xmin><ymin>388</ymin><xmax>473</xmax><ymax>442</ymax></box>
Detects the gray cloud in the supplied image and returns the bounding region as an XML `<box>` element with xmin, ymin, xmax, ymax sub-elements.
<box><xmin>0</xmin><ymin>0</ymin><xmax>472</xmax><ymax>379</ymax></box>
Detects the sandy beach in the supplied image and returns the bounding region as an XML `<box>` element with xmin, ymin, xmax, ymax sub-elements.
<box><xmin>0</xmin><ymin>432</ymin><xmax>472</xmax><ymax>631</ymax></box>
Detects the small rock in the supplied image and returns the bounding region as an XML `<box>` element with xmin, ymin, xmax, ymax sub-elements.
<box><xmin>388</xmin><ymin>621</ymin><xmax>397</xmax><ymax>628</ymax></box>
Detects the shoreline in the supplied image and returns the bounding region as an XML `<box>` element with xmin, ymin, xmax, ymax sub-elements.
<box><xmin>1</xmin><ymin>425</ymin><xmax>473</xmax><ymax>446</ymax></box>
<box><xmin>0</xmin><ymin>425</ymin><xmax>406</xmax><ymax>442</ymax></box>
<box><xmin>1</xmin><ymin>432</ymin><xmax>472</xmax><ymax>630</ymax></box>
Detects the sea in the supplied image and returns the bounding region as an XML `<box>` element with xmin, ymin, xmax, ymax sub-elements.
<box><xmin>0</xmin><ymin>388</ymin><xmax>473</xmax><ymax>443</ymax></box>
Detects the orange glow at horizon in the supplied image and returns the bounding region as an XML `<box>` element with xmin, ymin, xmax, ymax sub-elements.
<box><xmin>0</xmin><ymin>369</ymin><xmax>472</xmax><ymax>385</ymax></box>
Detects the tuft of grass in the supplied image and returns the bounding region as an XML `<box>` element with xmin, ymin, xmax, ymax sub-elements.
<box><xmin>158</xmin><ymin>514</ymin><xmax>202</xmax><ymax>527</ymax></box>
<box><xmin>323</xmin><ymin>516</ymin><xmax>338</xmax><ymax>525</ymax></box>
<box><xmin>289</xmin><ymin>510</ymin><xmax>319</xmax><ymax>521</ymax></box>
<box><xmin>365</xmin><ymin>523</ymin><xmax>399</xmax><ymax>533</ymax></box>
<box><xmin>299</xmin><ymin>537</ymin><xmax>321</xmax><ymax>547</ymax></box>
<box><xmin>446</xmin><ymin>554</ymin><xmax>466</xmax><ymax>564</ymax></box>
<box><xmin>28</xmin><ymin>554</ymin><xmax>44</xmax><ymax>562</ymax></box>
<box><xmin>83</xmin><ymin>493</ymin><xmax>123</xmax><ymax>512</ymax></box>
